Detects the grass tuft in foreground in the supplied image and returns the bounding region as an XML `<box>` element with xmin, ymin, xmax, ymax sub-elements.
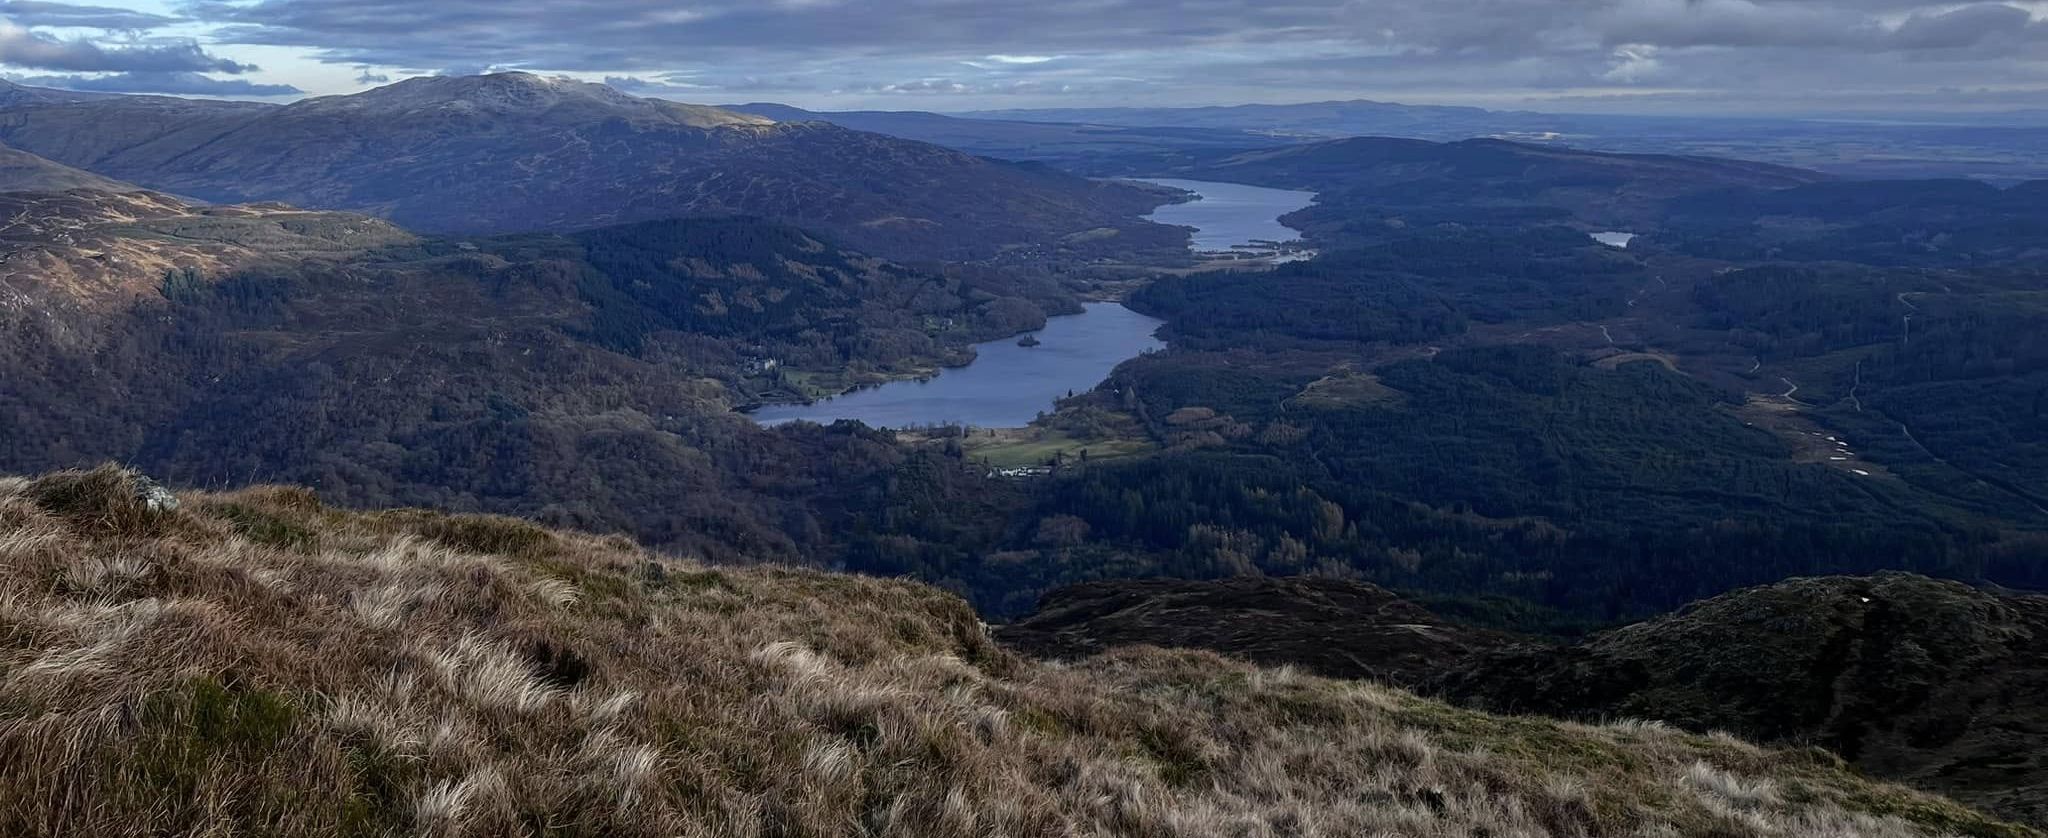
<box><xmin>0</xmin><ymin>465</ymin><xmax>2034</xmax><ymax>837</ymax></box>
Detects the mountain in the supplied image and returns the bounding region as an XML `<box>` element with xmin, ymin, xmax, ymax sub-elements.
<box><xmin>964</xmin><ymin>99</ymin><xmax>1511</xmax><ymax>139</ymax></box>
<box><xmin>0</xmin><ymin>78</ymin><xmax>118</xmax><ymax>107</ymax></box>
<box><xmin>723</xmin><ymin>102</ymin><xmax>1290</xmax><ymax>167</ymax></box>
<box><xmin>0</xmin><ymin>144</ymin><xmax>135</xmax><ymax>193</ymax></box>
<box><xmin>0</xmin><ymin>85</ymin><xmax>274</xmax><ymax>164</ymax></box>
<box><xmin>1000</xmin><ymin>572</ymin><xmax>2048</xmax><ymax>828</ymax></box>
<box><xmin>962</xmin><ymin>99</ymin><xmax>2048</xmax><ymax>182</ymax></box>
<box><xmin>0</xmin><ymin>73</ymin><xmax>1177</xmax><ymax>262</ymax></box>
<box><xmin>0</xmin><ymin>465</ymin><xmax>2032</xmax><ymax>838</ymax></box>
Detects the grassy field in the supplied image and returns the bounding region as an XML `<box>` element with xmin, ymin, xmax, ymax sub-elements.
<box><xmin>961</xmin><ymin>427</ymin><xmax>1155</xmax><ymax>469</ymax></box>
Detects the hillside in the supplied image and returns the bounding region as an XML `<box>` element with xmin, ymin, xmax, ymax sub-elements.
<box><xmin>0</xmin><ymin>189</ymin><xmax>412</xmax><ymax>319</ymax></box>
<box><xmin>1447</xmin><ymin>573</ymin><xmax>2048</xmax><ymax>827</ymax></box>
<box><xmin>1663</xmin><ymin>178</ymin><xmax>2048</xmax><ymax>265</ymax></box>
<box><xmin>0</xmin><ymin>190</ymin><xmax>1068</xmax><ymax>566</ymax></box>
<box><xmin>998</xmin><ymin>577</ymin><xmax>1518</xmax><ymax>688</ymax></box>
<box><xmin>1143</xmin><ymin>136</ymin><xmax>1828</xmax><ymax>233</ymax></box>
<box><xmin>0</xmin><ymin>144</ymin><xmax>134</xmax><ymax>193</ymax></box>
<box><xmin>0</xmin><ymin>79</ymin><xmax>115</xmax><ymax>107</ymax></box>
<box><xmin>999</xmin><ymin>572</ymin><xmax>2048</xmax><ymax>828</ymax></box>
<box><xmin>0</xmin><ymin>466</ymin><xmax>2033</xmax><ymax>838</ymax></box>
<box><xmin>0</xmin><ymin>74</ymin><xmax>1177</xmax><ymax>262</ymax></box>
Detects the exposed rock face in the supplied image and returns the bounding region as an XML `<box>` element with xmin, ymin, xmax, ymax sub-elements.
<box><xmin>997</xmin><ymin>576</ymin><xmax>1517</xmax><ymax>688</ymax></box>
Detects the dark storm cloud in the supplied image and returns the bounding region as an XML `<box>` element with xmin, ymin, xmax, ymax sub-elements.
<box><xmin>0</xmin><ymin>24</ymin><xmax>257</xmax><ymax>73</ymax></box>
<box><xmin>13</xmin><ymin>69</ymin><xmax>300</xmax><ymax>94</ymax></box>
<box><xmin>171</xmin><ymin>0</ymin><xmax>2048</xmax><ymax>109</ymax></box>
<box><xmin>0</xmin><ymin>1</ymin><xmax>181</xmax><ymax>30</ymax></box>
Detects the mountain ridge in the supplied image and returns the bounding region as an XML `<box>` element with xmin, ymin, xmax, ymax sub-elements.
<box><xmin>0</xmin><ymin>143</ymin><xmax>136</xmax><ymax>193</ymax></box>
<box><xmin>0</xmin><ymin>74</ymin><xmax>1175</xmax><ymax>262</ymax></box>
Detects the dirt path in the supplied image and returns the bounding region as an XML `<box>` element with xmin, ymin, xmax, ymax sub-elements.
<box><xmin>1896</xmin><ymin>419</ymin><xmax>2048</xmax><ymax>518</ymax></box>
<box><xmin>1847</xmin><ymin>361</ymin><xmax>1863</xmax><ymax>413</ymax></box>
<box><xmin>1779</xmin><ymin>377</ymin><xmax>1805</xmax><ymax>404</ymax></box>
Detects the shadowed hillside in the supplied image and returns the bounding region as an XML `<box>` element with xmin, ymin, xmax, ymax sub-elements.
<box><xmin>0</xmin><ymin>74</ymin><xmax>1178</xmax><ymax>263</ymax></box>
<box><xmin>1447</xmin><ymin>573</ymin><xmax>2048</xmax><ymax>827</ymax></box>
<box><xmin>998</xmin><ymin>577</ymin><xmax>1519</xmax><ymax>688</ymax></box>
<box><xmin>0</xmin><ymin>466</ymin><xmax>2033</xmax><ymax>838</ymax></box>
<box><xmin>0</xmin><ymin>144</ymin><xmax>133</xmax><ymax>193</ymax></box>
<box><xmin>999</xmin><ymin>573</ymin><xmax>2048</xmax><ymax>828</ymax></box>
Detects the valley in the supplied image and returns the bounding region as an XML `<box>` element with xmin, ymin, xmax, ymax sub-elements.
<box><xmin>1137</xmin><ymin>178</ymin><xmax>1319</xmax><ymax>261</ymax></box>
<box><xmin>749</xmin><ymin>178</ymin><xmax>1313</xmax><ymax>430</ymax></box>
<box><xmin>0</xmin><ymin>68</ymin><xmax>2045</xmax><ymax>836</ymax></box>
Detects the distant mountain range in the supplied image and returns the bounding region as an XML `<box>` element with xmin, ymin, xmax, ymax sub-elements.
<box><xmin>0</xmin><ymin>75</ymin><xmax>1175</xmax><ymax>262</ymax></box>
<box><xmin>964</xmin><ymin>99</ymin><xmax>1514</xmax><ymax>139</ymax></box>
<box><xmin>740</xmin><ymin>97</ymin><xmax>2048</xmax><ymax>182</ymax></box>
<box><xmin>723</xmin><ymin>102</ymin><xmax>1289</xmax><ymax>165</ymax></box>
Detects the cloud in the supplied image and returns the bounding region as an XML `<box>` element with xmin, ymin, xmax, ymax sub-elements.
<box><xmin>1596</xmin><ymin>0</ymin><xmax>2044</xmax><ymax>51</ymax></box>
<box><xmin>354</xmin><ymin>68</ymin><xmax>387</xmax><ymax>83</ymax></box>
<box><xmin>1888</xmin><ymin>3</ymin><xmax>2041</xmax><ymax>50</ymax></box>
<box><xmin>13</xmin><ymin>70</ymin><xmax>301</xmax><ymax>95</ymax></box>
<box><xmin>603</xmin><ymin>74</ymin><xmax>705</xmax><ymax>95</ymax></box>
<box><xmin>165</xmin><ymin>0</ymin><xmax>2048</xmax><ymax>111</ymax></box>
<box><xmin>0</xmin><ymin>21</ymin><xmax>255</xmax><ymax>73</ymax></box>
<box><xmin>1602</xmin><ymin>44</ymin><xmax>1665</xmax><ymax>83</ymax></box>
<box><xmin>0</xmin><ymin>1</ymin><xmax>181</xmax><ymax>30</ymax></box>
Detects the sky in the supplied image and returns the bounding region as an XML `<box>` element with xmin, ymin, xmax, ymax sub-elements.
<box><xmin>0</xmin><ymin>0</ymin><xmax>2042</xmax><ymax>114</ymax></box>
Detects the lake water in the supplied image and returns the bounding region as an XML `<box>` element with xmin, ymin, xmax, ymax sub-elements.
<box><xmin>1138</xmin><ymin>178</ymin><xmax>1318</xmax><ymax>254</ymax></box>
<box><xmin>750</xmin><ymin>180</ymin><xmax>1313</xmax><ymax>429</ymax></box>
<box><xmin>751</xmin><ymin>302</ymin><xmax>1165</xmax><ymax>429</ymax></box>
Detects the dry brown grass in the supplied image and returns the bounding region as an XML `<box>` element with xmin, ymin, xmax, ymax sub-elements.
<box><xmin>0</xmin><ymin>465</ymin><xmax>2034</xmax><ymax>838</ymax></box>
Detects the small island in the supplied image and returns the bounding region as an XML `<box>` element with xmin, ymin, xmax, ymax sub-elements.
<box><xmin>1017</xmin><ymin>334</ymin><xmax>1042</xmax><ymax>348</ymax></box>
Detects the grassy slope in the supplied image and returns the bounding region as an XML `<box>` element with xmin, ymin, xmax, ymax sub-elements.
<box><xmin>0</xmin><ymin>466</ymin><xmax>2033</xmax><ymax>838</ymax></box>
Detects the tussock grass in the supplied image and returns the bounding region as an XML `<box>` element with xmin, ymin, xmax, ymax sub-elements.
<box><xmin>0</xmin><ymin>465</ymin><xmax>2034</xmax><ymax>838</ymax></box>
